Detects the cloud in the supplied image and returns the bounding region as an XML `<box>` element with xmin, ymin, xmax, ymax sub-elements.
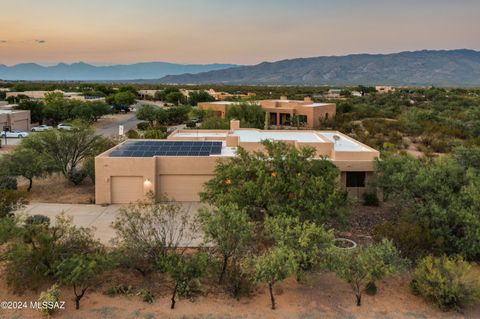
<box><xmin>0</xmin><ymin>40</ymin><xmax>7</xmax><ymax>43</ymax></box>
<box><xmin>35</xmin><ymin>39</ymin><xmax>46</xmax><ymax>44</ymax></box>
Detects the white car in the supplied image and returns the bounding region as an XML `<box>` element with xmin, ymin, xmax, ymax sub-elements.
<box><xmin>31</xmin><ymin>125</ymin><xmax>53</xmax><ymax>132</ymax></box>
<box><xmin>57</xmin><ymin>123</ymin><xmax>74</xmax><ymax>130</ymax></box>
<box><xmin>0</xmin><ymin>129</ymin><xmax>29</xmax><ymax>138</ymax></box>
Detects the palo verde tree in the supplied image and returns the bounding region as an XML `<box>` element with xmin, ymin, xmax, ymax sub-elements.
<box><xmin>252</xmin><ymin>245</ymin><xmax>297</xmax><ymax>310</ymax></box>
<box><xmin>201</xmin><ymin>140</ymin><xmax>347</xmax><ymax>224</ymax></box>
<box><xmin>19</xmin><ymin>124</ymin><xmax>112</xmax><ymax>182</ymax></box>
<box><xmin>55</xmin><ymin>253</ymin><xmax>114</xmax><ymax>310</ymax></box>
<box><xmin>198</xmin><ymin>203</ymin><xmax>256</xmax><ymax>284</ymax></box>
<box><xmin>264</xmin><ymin>215</ymin><xmax>334</xmax><ymax>277</ymax></box>
<box><xmin>162</xmin><ymin>251</ymin><xmax>209</xmax><ymax>309</ymax></box>
<box><xmin>327</xmin><ymin>239</ymin><xmax>404</xmax><ymax>306</ymax></box>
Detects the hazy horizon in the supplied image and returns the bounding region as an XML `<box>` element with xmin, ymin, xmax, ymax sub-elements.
<box><xmin>1</xmin><ymin>0</ymin><xmax>479</xmax><ymax>66</ymax></box>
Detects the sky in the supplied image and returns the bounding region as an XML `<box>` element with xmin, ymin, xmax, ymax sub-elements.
<box><xmin>0</xmin><ymin>0</ymin><xmax>479</xmax><ymax>66</ymax></box>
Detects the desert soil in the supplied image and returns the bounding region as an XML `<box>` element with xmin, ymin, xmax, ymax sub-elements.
<box><xmin>0</xmin><ymin>269</ymin><xmax>478</xmax><ymax>319</ymax></box>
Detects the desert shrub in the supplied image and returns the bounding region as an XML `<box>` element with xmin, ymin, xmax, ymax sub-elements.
<box><xmin>137</xmin><ymin>122</ymin><xmax>151</xmax><ymax>131</ymax></box>
<box><xmin>25</xmin><ymin>215</ymin><xmax>51</xmax><ymax>226</ymax></box>
<box><xmin>362</xmin><ymin>192</ymin><xmax>379</xmax><ymax>206</ymax></box>
<box><xmin>0</xmin><ymin>176</ymin><xmax>18</xmax><ymax>190</ymax></box>
<box><xmin>38</xmin><ymin>284</ymin><xmax>61</xmax><ymax>317</ymax></box>
<box><xmin>365</xmin><ymin>282</ymin><xmax>377</xmax><ymax>295</ymax></box>
<box><xmin>104</xmin><ymin>284</ymin><xmax>133</xmax><ymax>297</ymax></box>
<box><xmin>0</xmin><ymin>189</ymin><xmax>28</xmax><ymax>218</ymax></box>
<box><xmin>410</xmin><ymin>255</ymin><xmax>480</xmax><ymax>311</ymax></box>
<box><xmin>139</xmin><ymin>289</ymin><xmax>154</xmax><ymax>303</ymax></box>
<box><xmin>67</xmin><ymin>169</ymin><xmax>87</xmax><ymax>185</ymax></box>
<box><xmin>373</xmin><ymin>220</ymin><xmax>435</xmax><ymax>260</ymax></box>
<box><xmin>143</xmin><ymin>130</ymin><xmax>166</xmax><ymax>139</ymax></box>
<box><xmin>126</xmin><ymin>129</ymin><xmax>140</xmax><ymax>139</ymax></box>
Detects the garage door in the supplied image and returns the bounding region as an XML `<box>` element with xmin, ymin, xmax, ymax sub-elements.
<box><xmin>158</xmin><ymin>175</ymin><xmax>213</xmax><ymax>201</ymax></box>
<box><xmin>111</xmin><ymin>176</ymin><xmax>144</xmax><ymax>204</ymax></box>
<box><xmin>13</xmin><ymin>119</ymin><xmax>29</xmax><ymax>131</ymax></box>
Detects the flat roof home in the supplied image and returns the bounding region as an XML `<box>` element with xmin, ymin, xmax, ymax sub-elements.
<box><xmin>95</xmin><ymin>120</ymin><xmax>379</xmax><ymax>205</ymax></box>
<box><xmin>0</xmin><ymin>110</ymin><xmax>31</xmax><ymax>132</ymax></box>
<box><xmin>198</xmin><ymin>96</ymin><xmax>336</xmax><ymax>129</ymax></box>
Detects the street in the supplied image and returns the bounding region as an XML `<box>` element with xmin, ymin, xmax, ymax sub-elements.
<box><xmin>94</xmin><ymin>112</ymin><xmax>140</xmax><ymax>137</ymax></box>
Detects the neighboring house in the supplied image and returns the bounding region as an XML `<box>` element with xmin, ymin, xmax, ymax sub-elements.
<box><xmin>138</xmin><ymin>90</ymin><xmax>158</xmax><ymax>99</ymax></box>
<box><xmin>324</xmin><ymin>89</ymin><xmax>343</xmax><ymax>99</ymax></box>
<box><xmin>0</xmin><ymin>110</ymin><xmax>31</xmax><ymax>131</ymax></box>
<box><xmin>376</xmin><ymin>86</ymin><xmax>395</xmax><ymax>94</ymax></box>
<box><xmin>198</xmin><ymin>96</ymin><xmax>336</xmax><ymax>128</ymax></box>
<box><xmin>95</xmin><ymin>120</ymin><xmax>379</xmax><ymax>204</ymax></box>
<box><xmin>207</xmin><ymin>89</ymin><xmax>256</xmax><ymax>101</ymax></box>
<box><xmin>6</xmin><ymin>90</ymin><xmax>102</xmax><ymax>101</ymax></box>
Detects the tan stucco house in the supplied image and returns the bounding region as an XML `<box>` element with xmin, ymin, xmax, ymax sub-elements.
<box><xmin>95</xmin><ymin>120</ymin><xmax>379</xmax><ymax>204</ymax></box>
<box><xmin>0</xmin><ymin>110</ymin><xmax>31</xmax><ymax>131</ymax></box>
<box><xmin>198</xmin><ymin>97</ymin><xmax>335</xmax><ymax>129</ymax></box>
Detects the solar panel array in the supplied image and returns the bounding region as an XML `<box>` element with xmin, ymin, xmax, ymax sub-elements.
<box><xmin>110</xmin><ymin>141</ymin><xmax>223</xmax><ymax>157</ymax></box>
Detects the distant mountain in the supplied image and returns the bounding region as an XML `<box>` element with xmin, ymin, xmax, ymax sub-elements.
<box><xmin>0</xmin><ymin>62</ymin><xmax>237</xmax><ymax>81</ymax></box>
<box><xmin>158</xmin><ymin>49</ymin><xmax>480</xmax><ymax>86</ymax></box>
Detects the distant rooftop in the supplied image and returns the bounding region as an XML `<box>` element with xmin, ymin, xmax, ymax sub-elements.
<box><xmin>232</xmin><ymin>130</ymin><xmax>324</xmax><ymax>143</ymax></box>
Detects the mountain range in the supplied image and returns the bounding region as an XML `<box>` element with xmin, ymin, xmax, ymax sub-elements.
<box><xmin>158</xmin><ymin>49</ymin><xmax>480</xmax><ymax>87</ymax></box>
<box><xmin>2</xmin><ymin>50</ymin><xmax>480</xmax><ymax>86</ymax></box>
<box><xmin>0</xmin><ymin>62</ymin><xmax>236</xmax><ymax>81</ymax></box>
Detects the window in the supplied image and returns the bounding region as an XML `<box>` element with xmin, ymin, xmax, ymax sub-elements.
<box><xmin>346</xmin><ymin>172</ymin><xmax>366</xmax><ymax>188</ymax></box>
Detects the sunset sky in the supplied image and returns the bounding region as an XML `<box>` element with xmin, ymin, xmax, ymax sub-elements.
<box><xmin>1</xmin><ymin>0</ymin><xmax>479</xmax><ymax>66</ymax></box>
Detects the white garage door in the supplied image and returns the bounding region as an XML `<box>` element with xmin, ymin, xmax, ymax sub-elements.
<box><xmin>158</xmin><ymin>175</ymin><xmax>213</xmax><ymax>202</ymax></box>
<box><xmin>111</xmin><ymin>176</ymin><xmax>143</xmax><ymax>204</ymax></box>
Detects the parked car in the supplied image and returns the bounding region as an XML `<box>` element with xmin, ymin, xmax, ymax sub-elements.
<box><xmin>31</xmin><ymin>125</ymin><xmax>53</xmax><ymax>132</ymax></box>
<box><xmin>0</xmin><ymin>129</ymin><xmax>29</xmax><ymax>138</ymax></box>
<box><xmin>57</xmin><ymin>123</ymin><xmax>74</xmax><ymax>130</ymax></box>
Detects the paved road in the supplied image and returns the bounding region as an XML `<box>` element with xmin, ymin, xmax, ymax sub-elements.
<box><xmin>18</xmin><ymin>202</ymin><xmax>204</xmax><ymax>246</ymax></box>
<box><xmin>94</xmin><ymin>112</ymin><xmax>140</xmax><ymax>137</ymax></box>
<box><xmin>0</xmin><ymin>136</ymin><xmax>23</xmax><ymax>146</ymax></box>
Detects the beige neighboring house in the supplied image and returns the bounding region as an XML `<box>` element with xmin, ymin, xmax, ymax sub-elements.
<box><xmin>207</xmin><ymin>89</ymin><xmax>256</xmax><ymax>101</ymax></box>
<box><xmin>376</xmin><ymin>86</ymin><xmax>395</xmax><ymax>94</ymax></box>
<box><xmin>199</xmin><ymin>96</ymin><xmax>336</xmax><ymax>128</ymax></box>
<box><xmin>138</xmin><ymin>90</ymin><xmax>158</xmax><ymax>99</ymax></box>
<box><xmin>95</xmin><ymin>120</ymin><xmax>379</xmax><ymax>204</ymax></box>
<box><xmin>0</xmin><ymin>110</ymin><xmax>31</xmax><ymax>131</ymax></box>
<box><xmin>6</xmin><ymin>90</ymin><xmax>103</xmax><ymax>102</ymax></box>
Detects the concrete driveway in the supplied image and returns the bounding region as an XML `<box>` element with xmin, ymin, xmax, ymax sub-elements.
<box><xmin>18</xmin><ymin>202</ymin><xmax>204</xmax><ymax>246</ymax></box>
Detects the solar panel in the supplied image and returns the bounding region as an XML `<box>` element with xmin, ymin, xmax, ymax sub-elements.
<box><xmin>110</xmin><ymin>140</ymin><xmax>223</xmax><ymax>158</ymax></box>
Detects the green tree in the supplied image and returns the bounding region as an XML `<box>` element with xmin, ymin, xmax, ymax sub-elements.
<box><xmin>162</xmin><ymin>252</ymin><xmax>209</xmax><ymax>309</ymax></box>
<box><xmin>253</xmin><ymin>246</ymin><xmax>297</xmax><ymax>310</ymax></box>
<box><xmin>201</xmin><ymin>141</ymin><xmax>347</xmax><ymax>224</ymax></box>
<box><xmin>43</xmin><ymin>92</ymin><xmax>71</xmax><ymax>123</ymax></box>
<box><xmin>55</xmin><ymin>253</ymin><xmax>113</xmax><ymax>309</ymax></box>
<box><xmin>188</xmin><ymin>91</ymin><xmax>215</xmax><ymax>106</ymax></box>
<box><xmin>327</xmin><ymin>240</ymin><xmax>404</xmax><ymax>306</ymax></box>
<box><xmin>0</xmin><ymin>148</ymin><xmax>55</xmax><ymax>191</ymax></box>
<box><xmin>136</xmin><ymin>105</ymin><xmax>158</xmax><ymax>127</ymax></box>
<box><xmin>199</xmin><ymin>203</ymin><xmax>256</xmax><ymax>283</ymax></box>
<box><xmin>374</xmin><ymin>151</ymin><xmax>480</xmax><ymax>260</ymax></box>
<box><xmin>165</xmin><ymin>92</ymin><xmax>185</xmax><ymax>106</ymax></box>
<box><xmin>19</xmin><ymin>126</ymin><xmax>112</xmax><ymax>181</ymax></box>
<box><xmin>265</xmin><ymin>215</ymin><xmax>333</xmax><ymax>276</ymax></box>
<box><xmin>225</xmin><ymin>102</ymin><xmax>265</xmax><ymax>129</ymax></box>
<box><xmin>14</xmin><ymin>100</ymin><xmax>44</xmax><ymax>124</ymax></box>
<box><xmin>108</xmin><ymin>91</ymin><xmax>136</xmax><ymax>107</ymax></box>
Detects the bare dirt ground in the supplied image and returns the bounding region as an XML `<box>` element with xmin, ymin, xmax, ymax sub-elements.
<box><xmin>1</xmin><ymin>268</ymin><xmax>478</xmax><ymax>319</ymax></box>
<box><xmin>19</xmin><ymin>174</ymin><xmax>95</xmax><ymax>204</ymax></box>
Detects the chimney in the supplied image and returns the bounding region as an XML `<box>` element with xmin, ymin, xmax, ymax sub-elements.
<box><xmin>304</xmin><ymin>97</ymin><xmax>313</xmax><ymax>103</ymax></box>
<box><xmin>230</xmin><ymin>119</ymin><xmax>240</xmax><ymax>131</ymax></box>
<box><xmin>280</xmin><ymin>96</ymin><xmax>288</xmax><ymax>100</ymax></box>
